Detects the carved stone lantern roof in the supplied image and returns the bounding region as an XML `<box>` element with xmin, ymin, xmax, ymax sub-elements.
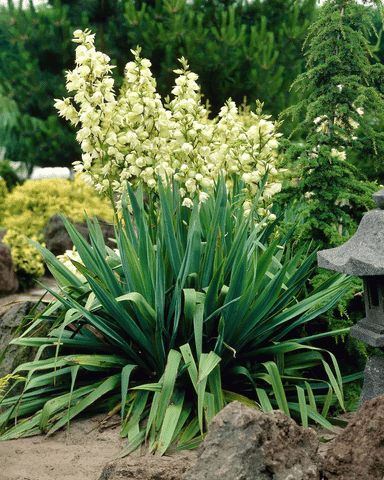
<box><xmin>317</xmin><ymin>188</ymin><xmax>384</xmax><ymax>347</ymax></box>
<box><xmin>317</xmin><ymin>188</ymin><xmax>384</xmax><ymax>276</ymax></box>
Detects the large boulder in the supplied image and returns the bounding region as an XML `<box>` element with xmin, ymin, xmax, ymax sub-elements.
<box><xmin>43</xmin><ymin>214</ymin><xmax>116</xmax><ymax>257</ymax></box>
<box><xmin>182</xmin><ymin>401</ymin><xmax>321</xmax><ymax>480</ymax></box>
<box><xmin>323</xmin><ymin>393</ymin><xmax>384</xmax><ymax>480</ymax></box>
<box><xmin>0</xmin><ymin>242</ymin><xmax>18</xmax><ymax>296</ymax></box>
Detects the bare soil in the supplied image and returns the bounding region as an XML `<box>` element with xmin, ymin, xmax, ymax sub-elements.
<box><xmin>1</xmin><ymin>414</ymin><xmax>126</xmax><ymax>480</ymax></box>
<box><xmin>0</xmin><ymin>413</ymin><xmax>198</xmax><ymax>480</ymax></box>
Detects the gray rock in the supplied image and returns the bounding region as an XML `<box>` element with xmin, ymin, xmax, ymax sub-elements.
<box><xmin>98</xmin><ymin>451</ymin><xmax>198</xmax><ymax>480</ymax></box>
<box><xmin>43</xmin><ymin>214</ymin><xmax>116</xmax><ymax>257</ymax></box>
<box><xmin>0</xmin><ymin>242</ymin><xmax>18</xmax><ymax>297</ymax></box>
<box><xmin>372</xmin><ymin>187</ymin><xmax>384</xmax><ymax>209</ymax></box>
<box><xmin>0</xmin><ymin>301</ymin><xmax>47</xmax><ymax>383</ymax></box>
<box><xmin>0</xmin><ymin>229</ymin><xmax>7</xmax><ymax>243</ymax></box>
<box><xmin>358</xmin><ymin>355</ymin><xmax>384</xmax><ymax>409</ymax></box>
<box><xmin>182</xmin><ymin>401</ymin><xmax>321</xmax><ymax>480</ymax></box>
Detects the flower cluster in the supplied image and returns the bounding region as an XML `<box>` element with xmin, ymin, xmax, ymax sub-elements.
<box><xmin>55</xmin><ymin>30</ymin><xmax>284</xmax><ymax>216</ymax></box>
<box><xmin>56</xmin><ymin>246</ymin><xmax>120</xmax><ymax>282</ymax></box>
<box><xmin>56</xmin><ymin>246</ymin><xmax>86</xmax><ymax>281</ymax></box>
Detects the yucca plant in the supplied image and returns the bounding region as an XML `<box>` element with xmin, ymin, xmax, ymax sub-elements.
<box><xmin>0</xmin><ymin>178</ymin><xmax>350</xmax><ymax>454</ymax></box>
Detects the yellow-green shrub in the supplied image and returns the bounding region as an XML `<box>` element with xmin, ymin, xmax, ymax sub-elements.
<box><xmin>0</xmin><ymin>178</ymin><xmax>8</xmax><ymax>199</ymax></box>
<box><xmin>0</xmin><ymin>175</ymin><xmax>113</xmax><ymax>290</ymax></box>
<box><xmin>2</xmin><ymin>229</ymin><xmax>46</xmax><ymax>289</ymax></box>
<box><xmin>1</xmin><ymin>174</ymin><xmax>114</xmax><ymax>237</ymax></box>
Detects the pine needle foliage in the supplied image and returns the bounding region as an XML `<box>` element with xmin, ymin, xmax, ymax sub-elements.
<box><xmin>277</xmin><ymin>0</ymin><xmax>384</xmax><ymax>250</ymax></box>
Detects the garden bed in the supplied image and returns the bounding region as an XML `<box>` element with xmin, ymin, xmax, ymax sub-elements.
<box><xmin>0</xmin><ymin>409</ymin><xmax>355</xmax><ymax>480</ymax></box>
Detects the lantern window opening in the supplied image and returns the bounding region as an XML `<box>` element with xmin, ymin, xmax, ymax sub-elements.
<box><xmin>367</xmin><ymin>278</ymin><xmax>380</xmax><ymax>309</ymax></box>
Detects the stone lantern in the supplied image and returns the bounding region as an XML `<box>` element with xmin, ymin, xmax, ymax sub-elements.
<box><xmin>317</xmin><ymin>187</ymin><xmax>384</xmax><ymax>406</ymax></box>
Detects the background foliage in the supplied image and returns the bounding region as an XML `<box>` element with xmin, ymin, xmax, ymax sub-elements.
<box><xmin>0</xmin><ymin>0</ymin><xmax>79</xmax><ymax>172</ymax></box>
<box><xmin>0</xmin><ymin>0</ymin><xmax>316</xmax><ymax>172</ymax></box>
<box><xmin>1</xmin><ymin>0</ymin><xmax>383</xmax><ymax>182</ymax></box>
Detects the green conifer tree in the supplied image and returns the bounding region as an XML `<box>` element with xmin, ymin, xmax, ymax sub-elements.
<box><xmin>278</xmin><ymin>0</ymin><xmax>384</xmax><ymax>249</ymax></box>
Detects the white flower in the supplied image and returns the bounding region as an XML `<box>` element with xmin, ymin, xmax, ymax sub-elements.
<box><xmin>57</xmin><ymin>247</ymin><xmax>86</xmax><ymax>281</ymax></box>
<box><xmin>242</xmin><ymin>173</ymin><xmax>252</xmax><ymax>184</ymax></box>
<box><xmin>147</xmin><ymin>178</ymin><xmax>157</xmax><ymax>188</ymax></box>
<box><xmin>105</xmin><ymin>132</ymin><xmax>118</xmax><ymax>145</ymax></box>
<box><xmin>185</xmin><ymin>178</ymin><xmax>197</xmax><ymax>193</ymax></box>
<box><xmin>182</xmin><ymin>197</ymin><xmax>194</xmax><ymax>208</ymax></box>
<box><xmin>257</xmin><ymin>207</ymin><xmax>266</xmax><ymax>216</ymax></box>
<box><xmin>200</xmin><ymin>177</ymin><xmax>213</xmax><ymax>188</ymax></box>
<box><xmin>181</xmin><ymin>143</ymin><xmax>193</xmax><ymax>154</ymax></box>
<box><xmin>132</xmin><ymin>103</ymin><xmax>144</xmax><ymax>115</ymax></box>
